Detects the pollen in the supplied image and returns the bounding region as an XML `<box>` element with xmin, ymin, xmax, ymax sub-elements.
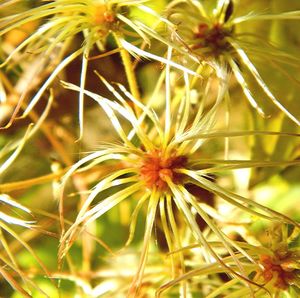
<box><xmin>259</xmin><ymin>255</ymin><xmax>296</xmax><ymax>289</ymax></box>
<box><xmin>140</xmin><ymin>151</ymin><xmax>187</xmax><ymax>191</ymax></box>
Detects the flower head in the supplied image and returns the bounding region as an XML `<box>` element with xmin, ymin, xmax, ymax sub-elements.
<box><xmin>166</xmin><ymin>0</ymin><xmax>300</xmax><ymax>125</ymax></box>
<box><xmin>0</xmin><ymin>0</ymin><xmax>173</xmax><ymax>134</ymax></box>
<box><xmin>158</xmin><ymin>224</ymin><xmax>300</xmax><ymax>297</ymax></box>
<box><xmin>59</xmin><ymin>64</ymin><xmax>299</xmax><ymax>296</ymax></box>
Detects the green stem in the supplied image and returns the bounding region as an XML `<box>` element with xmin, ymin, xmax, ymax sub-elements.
<box><xmin>113</xmin><ymin>33</ymin><xmax>141</xmax><ymax>103</ymax></box>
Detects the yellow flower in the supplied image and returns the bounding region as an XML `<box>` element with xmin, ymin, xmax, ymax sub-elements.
<box><xmin>59</xmin><ymin>65</ymin><xmax>299</xmax><ymax>296</ymax></box>
<box><xmin>0</xmin><ymin>0</ymin><xmax>177</xmax><ymax>135</ymax></box>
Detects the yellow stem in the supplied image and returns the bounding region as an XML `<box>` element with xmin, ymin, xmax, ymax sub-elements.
<box><xmin>113</xmin><ymin>33</ymin><xmax>141</xmax><ymax>109</ymax></box>
<box><xmin>0</xmin><ymin>171</ymin><xmax>67</xmax><ymax>192</ymax></box>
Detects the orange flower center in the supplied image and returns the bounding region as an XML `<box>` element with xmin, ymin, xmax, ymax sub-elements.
<box><xmin>193</xmin><ymin>22</ymin><xmax>231</xmax><ymax>55</ymax></box>
<box><xmin>260</xmin><ymin>255</ymin><xmax>295</xmax><ymax>289</ymax></box>
<box><xmin>140</xmin><ymin>151</ymin><xmax>187</xmax><ymax>191</ymax></box>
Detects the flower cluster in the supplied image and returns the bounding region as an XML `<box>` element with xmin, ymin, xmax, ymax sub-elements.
<box><xmin>0</xmin><ymin>0</ymin><xmax>299</xmax><ymax>297</ymax></box>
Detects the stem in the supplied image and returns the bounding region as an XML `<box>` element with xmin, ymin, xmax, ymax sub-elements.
<box><xmin>0</xmin><ymin>171</ymin><xmax>66</xmax><ymax>193</ymax></box>
<box><xmin>113</xmin><ymin>33</ymin><xmax>141</xmax><ymax>112</ymax></box>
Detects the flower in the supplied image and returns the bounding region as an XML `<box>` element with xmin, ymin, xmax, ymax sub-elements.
<box><xmin>0</xmin><ymin>0</ymin><xmax>177</xmax><ymax>135</ymax></box>
<box><xmin>165</xmin><ymin>0</ymin><xmax>300</xmax><ymax>125</ymax></box>
<box><xmin>59</xmin><ymin>64</ymin><xmax>299</xmax><ymax>296</ymax></box>
<box><xmin>157</xmin><ymin>224</ymin><xmax>300</xmax><ymax>297</ymax></box>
